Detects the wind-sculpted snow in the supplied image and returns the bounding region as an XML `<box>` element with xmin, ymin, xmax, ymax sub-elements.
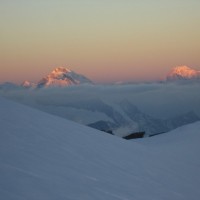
<box><xmin>0</xmin><ymin>97</ymin><xmax>200</xmax><ymax>200</ymax></box>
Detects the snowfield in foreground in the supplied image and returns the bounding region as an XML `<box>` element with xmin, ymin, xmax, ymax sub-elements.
<box><xmin>0</xmin><ymin>97</ymin><xmax>200</xmax><ymax>200</ymax></box>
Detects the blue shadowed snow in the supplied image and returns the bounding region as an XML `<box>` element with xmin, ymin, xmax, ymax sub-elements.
<box><xmin>0</xmin><ymin>97</ymin><xmax>200</xmax><ymax>200</ymax></box>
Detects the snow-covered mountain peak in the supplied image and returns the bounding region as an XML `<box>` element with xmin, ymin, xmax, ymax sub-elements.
<box><xmin>21</xmin><ymin>80</ymin><xmax>36</xmax><ymax>88</ymax></box>
<box><xmin>167</xmin><ymin>65</ymin><xmax>200</xmax><ymax>81</ymax></box>
<box><xmin>20</xmin><ymin>66</ymin><xmax>93</xmax><ymax>88</ymax></box>
<box><xmin>169</xmin><ymin>65</ymin><xmax>197</xmax><ymax>77</ymax></box>
<box><xmin>37</xmin><ymin>66</ymin><xmax>93</xmax><ymax>88</ymax></box>
<box><xmin>21</xmin><ymin>80</ymin><xmax>31</xmax><ymax>86</ymax></box>
<box><xmin>49</xmin><ymin>67</ymin><xmax>72</xmax><ymax>78</ymax></box>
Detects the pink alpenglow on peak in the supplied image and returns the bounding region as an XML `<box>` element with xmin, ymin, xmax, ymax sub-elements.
<box><xmin>167</xmin><ymin>65</ymin><xmax>200</xmax><ymax>81</ymax></box>
<box><xmin>37</xmin><ymin>67</ymin><xmax>93</xmax><ymax>88</ymax></box>
<box><xmin>50</xmin><ymin>67</ymin><xmax>72</xmax><ymax>77</ymax></box>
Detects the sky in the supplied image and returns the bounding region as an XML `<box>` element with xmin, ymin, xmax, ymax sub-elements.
<box><xmin>0</xmin><ymin>0</ymin><xmax>200</xmax><ymax>83</ymax></box>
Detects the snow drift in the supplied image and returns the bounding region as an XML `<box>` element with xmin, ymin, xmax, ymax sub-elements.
<box><xmin>0</xmin><ymin>97</ymin><xmax>200</xmax><ymax>200</ymax></box>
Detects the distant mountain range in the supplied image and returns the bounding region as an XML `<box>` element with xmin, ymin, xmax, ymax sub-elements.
<box><xmin>1</xmin><ymin>65</ymin><xmax>200</xmax><ymax>90</ymax></box>
<box><xmin>19</xmin><ymin>65</ymin><xmax>200</xmax><ymax>89</ymax></box>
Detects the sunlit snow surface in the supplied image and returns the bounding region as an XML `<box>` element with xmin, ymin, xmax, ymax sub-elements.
<box><xmin>0</xmin><ymin>97</ymin><xmax>200</xmax><ymax>200</ymax></box>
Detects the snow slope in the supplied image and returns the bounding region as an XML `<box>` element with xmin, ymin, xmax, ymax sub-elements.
<box><xmin>0</xmin><ymin>97</ymin><xmax>200</xmax><ymax>200</ymax></box>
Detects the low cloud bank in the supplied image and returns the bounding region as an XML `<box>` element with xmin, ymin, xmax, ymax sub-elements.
<box><xmin>1</xmin><ymin>82</ymin><xmax>200</xmax><ymax>119</ymax></box>
<box><xmin>0</xmin><ymin>83</ymin><xmax>200</xmax><ymax>119</ymax></box>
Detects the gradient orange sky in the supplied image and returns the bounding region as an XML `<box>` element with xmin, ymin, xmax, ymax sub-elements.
<box><xmin>0</xmin><ymin>0</ymin><xmax>200</xmax><ymax>83</ymax></box>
